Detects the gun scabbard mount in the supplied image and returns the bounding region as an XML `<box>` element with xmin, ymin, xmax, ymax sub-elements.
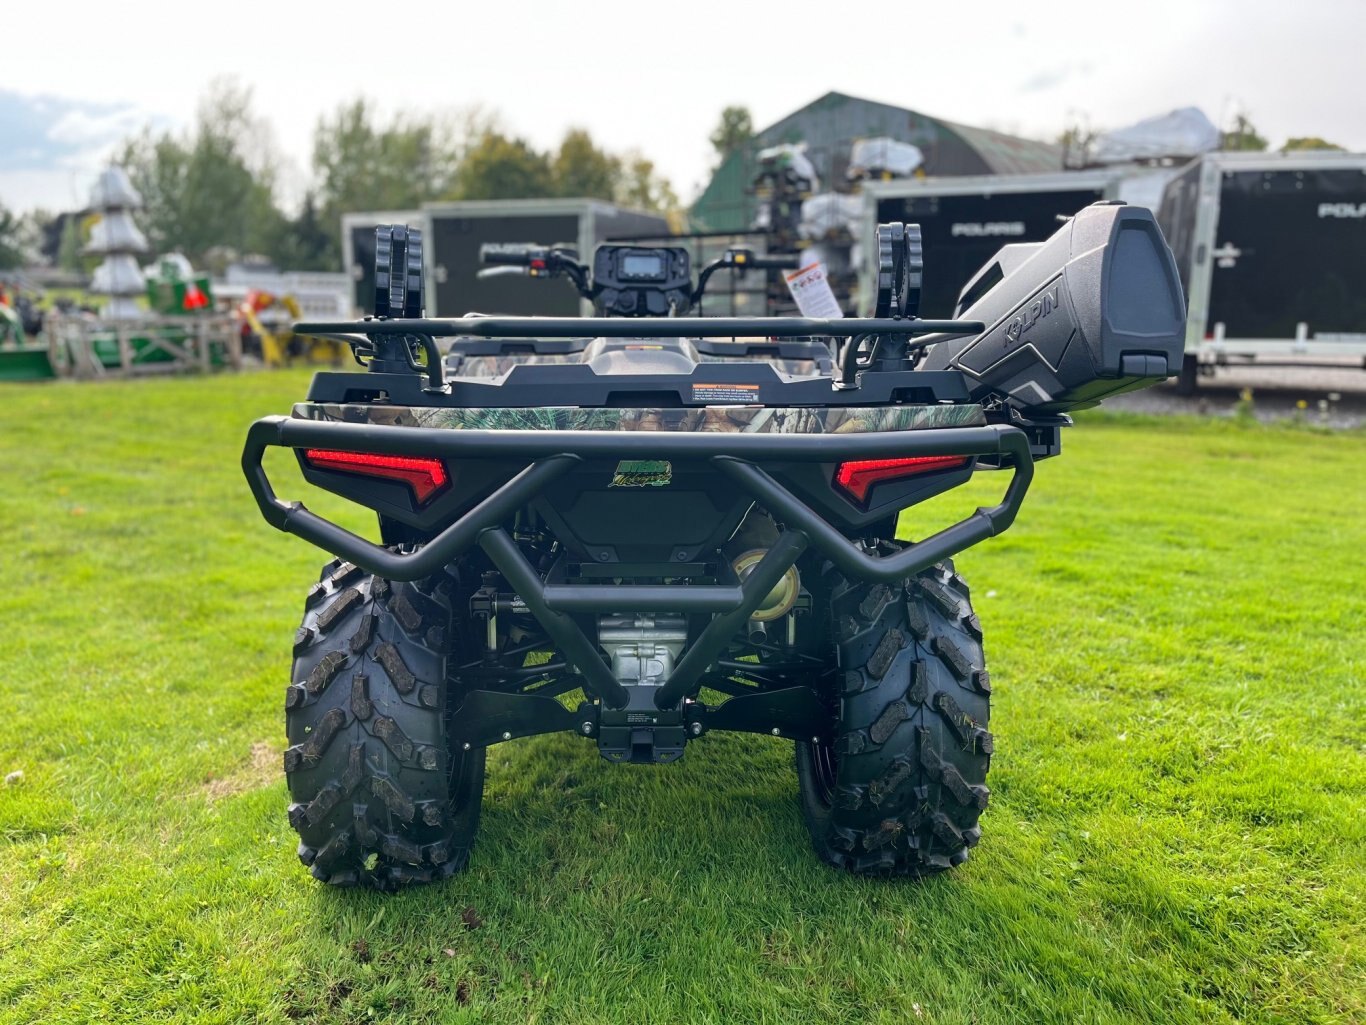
<box><xmin>919</xmin><ymin>202</ymin><xmax>1186</xmax><ymax>412</ymax></box>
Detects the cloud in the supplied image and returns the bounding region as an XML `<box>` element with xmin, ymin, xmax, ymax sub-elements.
<box><xmin>0</xmin><ymin>89</ymin><xmax>152</xmax><ymax>175</ymax></box>
<box><xmin>47</xmin><ymin>107</ymin><xmax>147</xmax><ymax>147</ymax></box>
<box><xmin>1018</xmin><ymin>63</ymin><xmax>1094</xmax><ymax>94</ymax></box>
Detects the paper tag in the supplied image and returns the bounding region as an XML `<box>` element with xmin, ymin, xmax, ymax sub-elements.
<box><xmin>783</xmin><ymin>262</ymin><xmax>844</xmax><ymax>319</ymax></box>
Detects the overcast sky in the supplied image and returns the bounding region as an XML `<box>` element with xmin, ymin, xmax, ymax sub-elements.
<box><xmin>2</xmin><ymin>0</ymin><xmax>1362</xmax><ymax>215</ymax></box>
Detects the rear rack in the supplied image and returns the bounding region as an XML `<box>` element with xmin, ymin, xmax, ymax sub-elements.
<box><xmin>297</xmin><ymin>315</ymin><xmax>985</xmax><ymax>395</ymax></box>
<box><xmin>243</xmin><ymin>417</ymin><xmax>1031</xmax><ymax>711</ymax></box>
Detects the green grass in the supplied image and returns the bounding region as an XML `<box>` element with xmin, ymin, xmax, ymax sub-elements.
<box><xmin>0</xmin><ymin>372</ymin><xmax>1362</xmax><ymax>1025</ymax></box>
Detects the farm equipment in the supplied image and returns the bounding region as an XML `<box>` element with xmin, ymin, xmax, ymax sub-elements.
<box><xmin>235</xmin><ymin>290</ymin><xmax>346</xmax><ymax>367</ymax></box>
<box><xmin>78</xmin><ymin>254</ymin><xmax>232</xmax><ymax>372</ymax></box>
<box><xmin>244</xmin><ymin>206</ymin><xmax>1185</xmax><ymax>889</ymax></box>
<box><xmin>0</xmin><ymin>287</ymin><xmax>56</xmax><ymax>381</ymax></box>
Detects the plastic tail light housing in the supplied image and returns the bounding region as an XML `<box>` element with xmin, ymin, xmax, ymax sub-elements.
<box><xmin>834</xmin><ymin>455</ymin><xmax>970</xmax><ymax>505</ymax></box>
<box><xmin>303</xmin><ymin>449</ymin><xmax>450</xmax><ymax>505</ymax></box>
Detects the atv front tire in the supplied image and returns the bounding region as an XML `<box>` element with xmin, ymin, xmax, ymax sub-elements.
<box><xmin>284</xmin><ymin>561</ymin><xmax>484</xmax><ymax>889</ymax></box>
<box><xmin>796</xmin><ymin>561</ymin><xmax>992</xmax><ymax>876</ymax></box>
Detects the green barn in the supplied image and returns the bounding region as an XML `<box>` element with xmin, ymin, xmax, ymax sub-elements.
<box><xmin>691</xmin><ymin>91</ymin><xmax>1062</xmax><ymax>231</ymax></box>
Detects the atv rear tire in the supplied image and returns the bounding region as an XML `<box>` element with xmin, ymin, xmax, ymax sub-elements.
<box><xmin>796</xmin><ymin>561</ymin><xmax>992</xmax><ymax>876</ymax></box>
<box><xmin>285</xmin><ymin>561</ymin><xmax>484</xmax><ymax>890</ymax></box>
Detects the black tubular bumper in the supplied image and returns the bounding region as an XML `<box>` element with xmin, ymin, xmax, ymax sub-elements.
<box><xmin>243</xmin><ymin>416</ymin><xmax>1032</xmax><ymax>708</ymax></box>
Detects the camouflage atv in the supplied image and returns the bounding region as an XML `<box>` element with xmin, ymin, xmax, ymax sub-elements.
<box><xmin>244</xmin><ymin>205</ymin><xmax>1184</xmax><ymax>888</ymax></box>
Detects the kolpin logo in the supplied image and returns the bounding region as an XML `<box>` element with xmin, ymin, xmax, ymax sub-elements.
<box><xmin>1004</xmin><ymin>286</ymin><xmax>1059</xmax><ymax>343</ymax></box>
<box><xmin>610</xmin><ymin>459</ymin><xmax>672</xmax><ymax>488</ymax></box>
<box><xmin>951</xmin><ymin>221</ymin><xmax>1026</xmax><ymax>238</ymax></box>
<box><xmin>1318</xmin><ymin>202</ymin><xmax>1366</xmax><ymax>218</ymax></box>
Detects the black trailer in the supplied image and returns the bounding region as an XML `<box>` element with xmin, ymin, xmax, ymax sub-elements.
<box><xmin>343</xmin><ymin>201</ymin><xmax>669</xmax><ymax>318</ymax></box>
<box><xmin>1156</xmin><ymin>152</ymin><xmax>1366</xmax><ymax>389</ymax></box>
<box><xmin>422</xmin><ymin>200</ymin><xmax>668</xmax><ymax>317</ymax></box>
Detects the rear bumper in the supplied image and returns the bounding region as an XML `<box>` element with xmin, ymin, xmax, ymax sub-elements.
<box><xmin>244</xmin><ymin>415</ymin><xmax>1032</xmax><ymax>585</ymax></box>
<box><xmin>243</xmin><ymin>416</ymin><xmax>1032</xmax><ymax>708</ymax></box>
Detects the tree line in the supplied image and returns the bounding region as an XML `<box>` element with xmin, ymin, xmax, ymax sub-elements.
<box><xmin>6</xmin><ymin>79</ymin><xmax>695</xmax><ymax>275</ymax></box>
<box><xmin>0</xmin><ymin>92</ymin><xmax>1349</xmax><ymax>276</ymax></box>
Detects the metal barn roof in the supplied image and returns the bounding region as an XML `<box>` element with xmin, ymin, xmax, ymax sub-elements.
<box><xmin>691</xmin><ymin>91</ymin><xmax>1062</xmax><ymax>231</ymax></box>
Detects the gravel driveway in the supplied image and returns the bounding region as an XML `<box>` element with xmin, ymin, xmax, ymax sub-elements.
<box><xmin>1105</xmin><ymin>359</ymin><xmax>1366</xmax><ymax>429</ymax></box>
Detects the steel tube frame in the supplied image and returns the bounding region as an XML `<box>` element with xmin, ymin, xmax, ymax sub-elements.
<box><xmin>243</xmin><ymin>416</ymin><xmax>1032</xmax><ymax>711</ymax></box>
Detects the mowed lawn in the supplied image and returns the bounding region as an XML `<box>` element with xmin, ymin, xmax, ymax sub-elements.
<box><xmin>0</xmin><ymin>370</ymin><xmax>1362</xmax><ymax>1025</ymax></box>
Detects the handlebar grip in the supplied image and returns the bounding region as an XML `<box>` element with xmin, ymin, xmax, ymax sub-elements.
<box><xmin>479</xmin><ymin>245</ymin><xmax>533</xmax><ymax>267</ymax></box>
<box><xmin>751</xmin><ymin>255</ymin><xmax>801</xmax><ymax>270</ymax></box>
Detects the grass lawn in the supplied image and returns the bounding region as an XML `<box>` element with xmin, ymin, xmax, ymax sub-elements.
<box><xmin>0</xmin><ymin>370</ymin><xmax>1362</xmax><ymax>1024</ymax></box>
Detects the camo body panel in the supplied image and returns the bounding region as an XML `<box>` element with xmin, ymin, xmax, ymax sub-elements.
<box><xmin>293</xmin><ymin>401</ymin><xmax>986</xmax><ymax>434</ymax></box>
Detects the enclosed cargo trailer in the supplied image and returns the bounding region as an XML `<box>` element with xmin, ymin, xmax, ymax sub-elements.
<box><xmin>422</xmin><ymin>200</ymin><xmax>668</xmax><ymax>317</ymax></box>
<box><xmin>1156</xmin><ymin>151</ymin><xmax>1366</xmax><ymax>390</ymax></box>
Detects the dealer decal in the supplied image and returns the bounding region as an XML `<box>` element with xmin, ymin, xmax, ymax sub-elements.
<box><xmin>610</xmin><ymin>460</ymin><xmax>673</xmax><ymax>488</ymax></box>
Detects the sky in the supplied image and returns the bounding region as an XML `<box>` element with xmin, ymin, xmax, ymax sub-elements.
<box><xmin>2</xmin><ymin>0</ymin><xmax>1363</xmax><ymax>216</ymax></box>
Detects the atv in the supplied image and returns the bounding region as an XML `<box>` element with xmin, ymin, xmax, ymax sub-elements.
<box><xmin>244</xmin><ymin>204</ymin><xmax>1185</xmax><ymax>888</ymax></box>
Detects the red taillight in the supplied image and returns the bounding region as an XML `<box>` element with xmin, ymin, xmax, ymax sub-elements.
<box><xmin>303</xmin><ymin>449</ymin><xmax>450</xmax><ymax>504</ymax></box>
<box><xmin>834</xmin><ymin>455</ymin><xmax>970</xmax><ymax>504</ymax></box>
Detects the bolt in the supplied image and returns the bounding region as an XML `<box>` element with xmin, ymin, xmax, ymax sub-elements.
<box><xmin>675</xmin><ymin>550</ymin><xmax>689</xmax><ymax>561</ymax></box>
<box><xmin>771</xmin><ymin>727</ymin><xmax>781</xmax><ymax>736</ymax></box>
<box><xmin>581</xmin><ymin>721</ymin><xmax>594</xmax><ymax>735</ymax></box>
<box><xmin>597</xmin><ymin>551</ymin><xmax>611</xmax><ymax>562</ymax></box>
<box><xmin>502</xmin><ymin>731</ymin><xmax>512</xmax><ymax>741</ymax></box>
<box><xmin>690</xmin><ymin>722</ymin><xmax>703</xmax><ymax>736</ymax></box>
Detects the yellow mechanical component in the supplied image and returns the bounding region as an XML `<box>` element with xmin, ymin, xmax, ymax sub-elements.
<box><xmin>238</xmin><ymin>292</ymin><xmax>344</xmax><ymax>367</ymax></box>
<box><xmin>731</xmin><ymin>549</ymin><xmax>801</xmax><ymax>622</ymax></box>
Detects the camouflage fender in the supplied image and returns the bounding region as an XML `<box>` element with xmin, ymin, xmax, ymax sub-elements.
<box><xmin>292</xmin><ymin>402</ymin><xmax>987</xmax><ymax>434</ymax></box>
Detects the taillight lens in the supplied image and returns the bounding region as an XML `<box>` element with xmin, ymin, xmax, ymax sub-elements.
<box><xmin>834</xmin><ymin>455</ymin><xmax>970</xmax><ymax>504</ymax></box>
<box><xmin>303</xmin><ymin>449</ymin><xmax>450</xmax><ymax>504</ymax></box>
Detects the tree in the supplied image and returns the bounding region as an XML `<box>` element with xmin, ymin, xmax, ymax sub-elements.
<box><xmin>1221</xmin><ymin>114</ymin><xmax>1268</xmax><ymax>152</ymax></box>
<box><xmin>22</xmin><ymin>209</ymin><xmax>59</xmax><ymax>266</ymax></box>
<box><xmin>553</xmin><ymin>128</ymin><xmax>620</xmax><ymax>200</ymax></box>
<box><xmin>119</xmin><ymin>78</ymin><xmax>287</xmax><ymax>269</ymax></box>
<box><xmin>56</xmin><ymin>214</ymin><xmax>87</xmax><ymax>273</ymax></box>
<box><xmin>1058</xmin><ymin>121</ymin><xmax>1098</xmax><ymax>168</ymax></box>
<box><xmin>710</xmin><ymin>105</ymin><xmax>755</xmax><ymax>162</ymax></box>
<box><xmin>614</xmin><ymin>154</ymin><xmax>679</xmax><ymax>214</ymax></box>
<box><xmin>0</xmin><ymin>204</ymin><xmax>25</xmax><ymax>270</ymax></box>
<box><xmin>1281</xmin><ymin>136</ymin><xmax>1345</xmax><ymax>152</ymax></box>
<box><xmin>269</xmin><ymin>191</ymin><xmax>334</xmax><ymax>272</ymax></box>
<box><xmin>311</xmin><ymin>98</ymin><xmax>462</xmax><ymax>266</ymax></box>
<box><xmin>453</xmin><ymin>132</ymin><xmax>556</xmax><ymax>201</ymax></box>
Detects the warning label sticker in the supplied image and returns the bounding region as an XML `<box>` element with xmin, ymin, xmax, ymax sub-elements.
<box><xmin>690</xmin><ymin>382</ymin><xmax>761</xmax><ymax>405</ymax></box>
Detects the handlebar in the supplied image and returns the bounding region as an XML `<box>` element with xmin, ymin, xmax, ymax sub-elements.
<box><xmin>746</xmin><ymin>254</ymin><xmax>800</xmax><ymax>271</ymax></box>
<box><xmin>480</xmin><ymin>247</ymin><xmax>537</xmax><ymax>267</ymax></box>
<box><xmin>476</xmin><ymin>241</ymin><xmax>801</xmax><ymax>315</ymax></box>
